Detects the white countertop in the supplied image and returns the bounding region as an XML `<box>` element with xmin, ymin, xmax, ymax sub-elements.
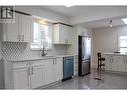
<box><xmin>4</xmin><ymin>55</ymin><xmax>74</xmax><ymax>62</ymax></box>
<box><xmin>103</xmin><ymin>53</ymin><xmax>127</xmax><ymax>56</ymax></box>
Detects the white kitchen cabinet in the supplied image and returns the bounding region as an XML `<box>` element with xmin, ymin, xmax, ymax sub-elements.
<box><xmin>13</xmin><ymin>68</ymin><xmax>29</xmax><ymax>89</ymax></box>
<box><xmin>44</xmin><ymin>59</ymin><xmax>54</xmax><ymax>84</ymax></box>
<box><xmin>124</xmin><ymin>57</ymin><xmax>127</xmax><ymax>72</ymax></box>
<box><xmin>111</xmin><ymin>56</ymin><xmax>125</xmax><ymax>72</ymax></box>
<box><xmin>117</xmin><ymin>56</ymin><xmax>125</xmax><ymax>72</ymax></box>
<box><xmin>111</xmin><ymin>56</ymin><xmax>120</xmax><ymax>71</ymax></box>
<box><xmin>105</xmin><ymin>55</ymin><xmax>126</xmax><ymax>72</ymax></box>
<box><xmin>105</xmin><ymin>55</ymin><xmax>113</xmax><ymax>71</ymax></box>
<box><xmin>53</xmin><ymin>58</ymin><xmax>63</xmax><ymax>81</ymax></box>
<box><xmin>30</xmin><ymin>65</ymin><xmax>45</xmax><ymax>88</ymax></box>
<box><xmin>2</xmin><ymin>13</ymin><xmax>19</xmax><ymax>42</ymax></box>
<box><xmin>4</xmin><ymin>57</ymin><xmax>63</xmax><ymax>89</ymax></box>
<box><xmin>53</xmin><ymin>23</ymin><xmax>72</xmax><ymax>44</ymax></box>
<box><xmin>2</xmin><ymin>13</ymin><xmax>32</xmax><ymax>42</ymax></box>
<box><xmin>19</xmin><ymin>14</ymin><xmax>33</xmax><ymax>42</ymax></box>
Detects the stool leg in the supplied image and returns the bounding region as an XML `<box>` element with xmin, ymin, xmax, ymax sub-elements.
<box><xmin>97</xmin><ymin>59</ymin><xmax>100</xmax><ymax>70</ymax></box>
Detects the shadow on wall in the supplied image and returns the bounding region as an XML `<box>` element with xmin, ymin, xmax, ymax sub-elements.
<box><xmin>0</xmin><ymin>59</ymin><xmax>4</xmax><ymax>89</ymax></box>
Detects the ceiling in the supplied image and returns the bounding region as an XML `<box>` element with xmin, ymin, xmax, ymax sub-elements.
<box><xmin>78</xmin><ymin>17</ymin><xmax>126</xmax><ymax>29</ymax></box>
<box><xmin>41</xmin><ymin>6</ymin><xmax>127</xmax><ymax>29</ymax></box>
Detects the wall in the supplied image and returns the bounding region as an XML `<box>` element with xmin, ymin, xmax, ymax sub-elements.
<box><xmin>92</xmin><ymin>25</ymin><xmax>127</xmax><ymax>68</ymax></box>
<box><xmin>0</xmin><ymin>24</ymin><xmax>4</xmax><ymax>88</ymax></box>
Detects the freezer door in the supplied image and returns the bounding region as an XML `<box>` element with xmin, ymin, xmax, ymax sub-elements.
<box><xmin>81</xmin><ymin>59</ymin><xmax>90</xmax><ymax>75</ymax></box>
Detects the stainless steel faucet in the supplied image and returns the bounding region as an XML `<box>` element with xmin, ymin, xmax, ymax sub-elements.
<box><xmin>42</xmin><ymin>45</ymin><xmax>47</xmax><ymax>56</ymax></box>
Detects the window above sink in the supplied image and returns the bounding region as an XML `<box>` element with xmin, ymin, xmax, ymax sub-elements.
<box><xmin>31</xmin><ymin>18</ymin><xmax>53</xmax><ymax>50</ymax></box>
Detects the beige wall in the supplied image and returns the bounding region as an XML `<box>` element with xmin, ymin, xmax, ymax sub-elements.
<box><xmin>92</xmin><ymin>25</ymin><xmax>127</xmax><ymax>67</ymax></box>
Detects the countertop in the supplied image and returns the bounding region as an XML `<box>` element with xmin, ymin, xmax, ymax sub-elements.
<box><xmin>103</xmin><ymin>53</ymin><xmax>127</xmax><ymax>56</ymax></box>
<box><xmin>4</xmin><ymin>55</ymin><xmax>74</xmax><ymax>62</ymax></box>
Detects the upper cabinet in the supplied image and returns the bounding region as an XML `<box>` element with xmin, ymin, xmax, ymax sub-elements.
<box><xmin>53</xmin><ymin>23</ymin><xmax>73</xmax><ymax>44</ymax></box>
<box><xmin>2</xmin><ymin>13</ymin><xmax>33</xmax><ymax>42</ymax></box>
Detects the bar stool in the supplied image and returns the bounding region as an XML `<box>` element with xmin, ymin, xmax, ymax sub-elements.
<box><xmin>97</xmin><ymin>52</ymin><xmax>105</xmax><ymax>70</ymax></box>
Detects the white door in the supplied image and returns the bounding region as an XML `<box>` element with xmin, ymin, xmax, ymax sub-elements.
<box><xmin>105</xmin><ymin>55</ymin><xmax>112</xmax><ymax>71</ymax></box>
<box><xmin>30</xmin><ymin>65</ymin><xmax>45</xmax><ymax>88</ymax></box>
<box><xmin>55</xmin><ymin>58</ymin><xmax>63</xmax><ymax>81</ymax></box>
<box><xmin>44</xmin><ymin>59</ymin><xmax>54</xmax><ymax>85</ymax></box>
<box><xmin>2</xmin><ymin>13</ymin><xmax>19</xmax><ymax>42</ymax></box>
<box><xmin>13</xmin><ymin>68</ymin><xmax>29</xmax><ymax>89</ymax></box>
<box><xmin>19</xmin><ymin>14</ymin><xmax>32</xmax><ymax>42</ymax></box>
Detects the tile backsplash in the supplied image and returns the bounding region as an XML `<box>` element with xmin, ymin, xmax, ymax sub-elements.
<box><xmin>1</xmin><ymin>42</ymin><xmax>67</xmax><ymax>60</ymax></box>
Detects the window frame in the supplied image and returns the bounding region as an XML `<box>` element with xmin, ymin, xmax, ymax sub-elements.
<box><xmin>31</xmin><ymin>20</ymin><xmax>53</xmax><ymax>51</ymax></box>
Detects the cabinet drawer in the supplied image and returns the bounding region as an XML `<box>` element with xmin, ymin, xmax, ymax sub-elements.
<box><xmin>13</xmin><ymin>62</ymin><xmax>28</xmax><ymax>69</ymax></box>
<box><xmin>30</xmin><ymin>60</ymin><xmax>45</xmax><ymax>67</ymax></box>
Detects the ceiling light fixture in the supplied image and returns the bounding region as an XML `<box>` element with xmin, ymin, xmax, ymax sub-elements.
<box><xmin>109</xmin><ymin>20</ymin><xmax>113</xmax><ymax>27</ymax></box>
<box><xmin>122</xmin><ymin>18</ymin><xmax>127</xmax><ymax>24</ymax></box>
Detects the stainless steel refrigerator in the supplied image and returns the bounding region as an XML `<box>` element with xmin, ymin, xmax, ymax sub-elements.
<box><xmin>78</xmin><ymin>36</ymin><xmax>91</xmax><ymax>76</ymax></box>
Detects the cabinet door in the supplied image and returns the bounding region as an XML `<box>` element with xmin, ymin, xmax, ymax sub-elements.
<box><xmin>13</xmin><ymin>68</ymin><xmax>29</xmax><ymax>89</ymax></box>
<box><xmin>112</xmin><ymin>56</ymin><xmax>119</xmax><ymax>71</ymax></box>
<box><xmin>124</xmin><ymin>57</ymin><xmax>127</xmax><ymax>72</ymax></box>
<box><xmin>44</xmin><ymin>59</ymin><xmax>54</xmax><ymax>85</ymax></box>
<box><xmin>59</xmin><ymin>24</ymin><xmax>67</xmax><ymax>44</ymax></box>
<box><xmin>2</xmin><ymin>13</ymin><xmax>19</xmax><ymax>42</ymax></box>
<box><xmin>117</xmin><ymin>56</ymin><xmax>125</xmax><ymax>72</ymax></box>
<box><xmin>19</xmin><ymin>14</ymin><xmax>32</xmax><ymax>42</ymax></box>
<box><xmin>54</xmin><ymin>58</ymin><xmax>63</xmax><ymax>81</ymax></box>
<box><xmin>30</xmin><ymin>65</ymin><xmax>45</xmax><ymax>88</ymax></box>
<box><xmin>105</xmin><ymin>55</ymin><xmax>112</xmax><ymax>71</ymax></box>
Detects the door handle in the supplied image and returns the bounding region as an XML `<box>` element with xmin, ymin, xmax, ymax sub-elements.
<box><xmin>22</xmin><ymin>35</ymin><xmax>24</xmax><ymax>42</ymax></box>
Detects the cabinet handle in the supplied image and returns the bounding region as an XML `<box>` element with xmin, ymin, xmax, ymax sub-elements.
<box><xmin>22</xmin><ymin>35</ymin><xmax>24</xmax><ymax>42</ymax></box>
<box><xmin>18</xmin><ymin>35</ymin><xmax>20</xmax><ymax>42</ymax></box>
<box><xmin>32</xmin><ymin>66</ymin><xmax>33</xmax><ymax>74</ymax></box>
<box><xmin>53</xmin><ymin>59</ymin><xmax>54</xmax><ymax>64</ymax></box>
<box><xmin>55</xmin><ymin>59</ymin><xmax>57</xmax><ymax>64</ymax></box>
<box><xmin>27</xmin><ymin>67</ymin><xmax>30</xmax><ymax>75</ymax></box>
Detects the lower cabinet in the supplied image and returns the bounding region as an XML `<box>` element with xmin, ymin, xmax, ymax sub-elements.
<box><xmin>4</xmin><ymin>58</ymin><xmax>63</xmax><ymax>89</ymax></box>
<box><xmin>44</xmin><ymin>59</ymin><xmax>54</xmax><ymax>85</ymax></box>
<box><xmin>53</xmin><ymin>58</ymin><xmax>63</xmax><ymax>82</ymax></box>
<box><xmin>105</xmin><ymin>55</ymin><xmax>127</xmax><ymax>72</ymax></box>
<box><xmin>105</xmin><ymin>55</ymin><xmax>113</xmax><ymax>71</ymax></box>
<box><xmin>13</xmin><ymin>68</ymin><xmax>29</xmax><ymax>89</ymax></box>
<box><xmin>30</xmin><ymin>65</ymin><xmax>45</xmax><ymax>88</ymax></box>
<box><xmin>44</xmin><ymin>58</ymin><xmax>63</xmax><ymax>85</ymax></box>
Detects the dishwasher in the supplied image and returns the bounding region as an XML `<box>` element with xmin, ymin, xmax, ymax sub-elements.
<box><xmin>63</xmin><ymin>56</ymin><xmax>74</xmax><ymax>80</ymax></box>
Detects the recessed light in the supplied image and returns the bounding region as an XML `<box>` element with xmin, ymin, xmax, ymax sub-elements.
<box><xmin>122</xmin><ymin>18</ymin><xmax>127</xmax><ymax>24</ymax></box>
